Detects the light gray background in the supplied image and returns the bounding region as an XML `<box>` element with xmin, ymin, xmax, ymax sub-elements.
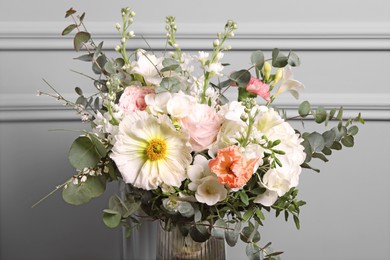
<box><xmin>1</xmin><ymin>0</ymin><xmax>389</xmax><ymax>259</ymax></box>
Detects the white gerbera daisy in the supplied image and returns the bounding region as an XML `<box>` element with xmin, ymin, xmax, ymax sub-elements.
<box><xmin>110</xmin><ymin>111</ymin><xmax>192</xmax><ymax>190</ymax></box>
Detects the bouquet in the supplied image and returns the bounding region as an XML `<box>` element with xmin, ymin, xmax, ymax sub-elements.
<box><xmin>36</xmin><ymin>7</ymin><xmax>364</xmax><ymax>259</ymax></box>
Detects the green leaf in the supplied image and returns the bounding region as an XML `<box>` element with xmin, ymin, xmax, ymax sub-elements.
<box><xmin>254</xmin><ymin>207</ymin><xmax>265</xmax><ymax>220</ymax></box>
<box><xmin>161</xmin><ymin>58</ymin><xmax>181</xmax><ymax>73</ymax></box>
<box><xmin>75</xmin><ymin>87</ymin><xmax>83</xmax><ymax>96</ymax></box>
<box><xmin>73</xmin><ymin>31</ymin><xmax>91</xmax><ymax>52</ymax></box>
<box><xmin>92</xmin><ymin>55</ymin><xmax>108</xmax><ymax>74</ymax></box>
<box><xmin>330</xmin><ymin>141</ymin><xmax>342</xmax><ymax>150</ymax></box>
<box><xmin>178</xmin><ymin>201</ymin><xmax>195</xmax><ymax>218</ymax></box>
<box><xmin>88</xmin><ymin>134</ymin><xmax>108</xmax><ymax>158</ymax></box>
<box><xmin>62</xmin><ymin>24</ymin><xmax>77</xmax><ymax>36</ymax></box>
<box><xmin>65</xmin><ymin>8</ymin><xmax>76</xmax><ymax>18</ymax></box>
<box><xmin>229</xmin><ymin>70</ymin><xmax>251</xmax><ymax>87</ymax></box>
<box><xmin>312</xmin><ymin>152</ymin><xmax>328</xmax><ymax>162</ymax></box>
<box><xmin>102</xmin><ymin>209</ymin><xmax>122</xmax><ymax>228</ymax></box>
<box><xmin>242</xmin><ymin>207</ymin><xmax>254</xmax><ymax>221</ymax></box>
<box><xmin>301</xmin><ymin>139</ymin><xmax>312</xmax><ymax>163</ymax></box>
<box><xmin>314</xmin><ymin>106</ymin><xmax>327</xmax><ymax>123</ymax></box>
<box><xmin>251</xmin><ymin>50</ymin><xmax>265</xmax><ymax>70</ymax></box>
<box><xmin>225</xmin><ymin>222</ymin><xmax>241</xmax><ymax>247</ymax></box>
<box><xmin>74</xmin><ymin>53</ymin><xmax>93</xmax><ymax>62</ymax></box>
<box><xmin>341</xmin><ymin>135</ymin><xmax>354</xmax><ymax>147</ymax></box>
<box><xmin>293</xmin><ymin>215</ymin><xmax>301</xmax><ymax>230</ymax></box>
<box><xmin>272</xmin><ymin>48</ymin><xmax>288</xmax><ymax>68</ymax></box>
<box><xmin>62</xmin><ymin>175</ymin><xmax>106</xmax><ymax>205</ymax></box>
<box><xmin>288</xmin><ymin>51</ymin><xmax>301</xmax><ymax>67</ymax></box>
<box><xmin>239</xmin><ymin>191</ymin><xmax>249</xmax><ymax>206</ymax></box>
<box><xmin>240</xmin><ymin>225</ymin><xmax>254</xmax><ymax>243</ymax></box>
<box><xmin>104</xmin><ymin>60</ymin><xmax>116</xmax><ymax>75</ymax></box>
<box><xmin>336</xmin><ymin>107</ymin><xmax>344</xmax><ymax>120</ymax></box>
<box><xmin>306</xmin><ymin>132</ymin><xmax>325</xmax><ymax>153</ymax></box>
<box><xmin>348</xmin><ymin>125</ymin><xmax>359</xmax><ymax>136</ymax></box>
<box><xmin>298</xmin><ymin>101</ymin><xmax>311</xmax><ymax>117</ymax></box>
<box><xmin>211</xmin><ymin>219</ymin><xmax>227</xmax><ymax>239</ymax></box>
<box><xmin>155</xmin><ymin>77</ymin><xmax>181</xmax><ymax>93</ymax></box>
<box><xmin>246</xmin><ymin>243</ymin><xmax>261</xmax><ymax>260</ymax></box>
<box><xmin>79</xmin><ymin>12</ymin><xmax>86</xmax><ymax>23</ymax></box>
<box><xmin>322</xmin><ymin>130</ymin><xmax>336</xmax><ymax>147</ymax></box>
<box><xmin>68</xmin><ymin>136</ymin><xmax>102</xmax><ymax>169</ymax></box>
<box><xmin>190</xmin><ymin>222</ymin><xmax>210</xmax><ymax>242</ymax></box>
<box><xmin>94</xmin><ymin>41</ymin><xmax>104</xmax><ymax>60</ymax></box>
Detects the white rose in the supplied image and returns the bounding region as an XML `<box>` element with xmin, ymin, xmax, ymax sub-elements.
<box><xmin>145</xmin><ymin>92</ymin><xmax>172</xmax><ymax>115</ymax></box>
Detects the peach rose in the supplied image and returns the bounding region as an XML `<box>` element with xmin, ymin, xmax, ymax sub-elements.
<box><xmin>245</xmin><ymin>76</ymin><xmax>270</xmax><ymax>102</ymax></box>
<box><xmin>208</xmin><ymin>145</ymin><xmax>257</xmax><ymax>189</ymax></box>
<box><xmin>179</xmin><ymin>104</ymin><xmax>222</xmax><ymax>152</ymax></box>
<box><xmin>118</xmin><ymin>85</ymin><xmax>155</xmax><ymax>113</ymax></box>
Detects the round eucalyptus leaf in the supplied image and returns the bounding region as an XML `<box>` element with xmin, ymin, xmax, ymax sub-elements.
<box><xmin>102</xmin><ymin>209</ymin><xmax>122</xmax><ymax>228</ymax></box>
<box><xmin>68</xmin><ymin>136</ymin><xmax>101</xmax><ymax>169</ymax></box>
<box><xmin>62</xmin><ymin>175</ymin><xmax>106</xmax><ymax>205</ymax></box>
<box><xmin>250</xmin><ymin>51</ymin><xmax>265</xmax><ymax>70</ymax></box>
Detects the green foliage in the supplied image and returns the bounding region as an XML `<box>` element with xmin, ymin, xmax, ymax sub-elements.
<box><xmin>74</xmin><ymin>31</ymin><xmax>91</xmax><ymax>52</ymax></box>
<box><xmin>250</xmin><ymin>51</ymin><xmax>265</xmax><ymax>70</ymax></box>
<box><xmin>68</xmin><ymin>135</ymin><xmax>107</xmax><ymax>170</ymax></box>
<box><xmin>62</xmin><ymin>175</ymin><xmax>107</xmax><ymax>205</ymax></box>
<box><xmin>155</xmin><ymin>77</ymin><xmax>181</xmax><ymax>93</ymax></box>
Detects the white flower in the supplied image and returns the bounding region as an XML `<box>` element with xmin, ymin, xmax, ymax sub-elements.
<box><xmin>254</xmin><ymin>106</ymin><xmax>284</xmax><ymax>133</ymax></box>
<box><xmin>166</xmin><ymin>92</ymin><xmax>197</xmax><ymax>118</ymax></box>
<box><xmin>219</xmin><ymin>101</ymin><xmax>246</xmax><ymax>122</ymax></box>
<box><xmin>275</xmin><ymin>65</ymin><xmax>305</xmax><ymax>99</ymax></box>
<box><xmin>110</xmin><ymin>111</ymin><xmax>192</xmax><ymax>190</ymax></box>
<box><xmin>195</xmin><ymin>175</ymin><xmax>227</xmax><ymax>206</ymax></box>
<box><xmin>197</xmin><ymin>51</ymin><xmax>209</xmax><ymax>65</ymax></box>
<box><xmin>133</xmin><ymin>50</ymin><xmax>163</xmax><ymax>85</ymax></box>
<box><xmin>187</xmin><ymin>155</ymin><xmax>211</xmax><ymax>191</ymax></box>
<box><xmin>145</xmin><ymin>92</ymin><xmax>172</xmax><ymax>115</ymax></box>
<box><xmin>205</xmin><ymin>63</ymin><xmax>224</xmax><ymax>77</ymax></box>
<box><xmin>253</xmin><ymin>108</ymin><xmax>305</xmax><ymax>206</ymax></box>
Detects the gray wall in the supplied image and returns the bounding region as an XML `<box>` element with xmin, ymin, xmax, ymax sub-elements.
<box><xmin>1</xmin><ymin>0</ymin><xmax>389</xmax><ymax>259</ymax></box>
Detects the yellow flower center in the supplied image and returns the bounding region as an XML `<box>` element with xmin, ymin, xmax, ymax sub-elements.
<box><xmin>146</xmin><ymin>138</ymin><xmax>167</xmax><ymax>161</ymax></box>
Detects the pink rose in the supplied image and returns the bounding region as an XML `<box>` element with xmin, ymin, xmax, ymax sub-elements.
<box><xmin>118</xmin><ymin>86</ymin><xmax>155</xmax><ymax>112</ymax></box>
<box><xmin>179</xmin><ymin>104</ymin><xmax>222</xmax><ymax>152</ymax></box>
<box><xmin>245</xmin><ymin>76</ymin><xmax>270</xmax><ymax>102</ymax></box>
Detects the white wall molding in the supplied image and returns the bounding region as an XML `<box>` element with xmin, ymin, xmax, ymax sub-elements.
<box><xmin>1</xmin><ymin>93</ymin><xmax>389</xmax><ymax>122</ymax></box>
<box><xmin>1</xmin><ymin>21</ymin><xmax>390</xmax><ymax>50</ymax></box>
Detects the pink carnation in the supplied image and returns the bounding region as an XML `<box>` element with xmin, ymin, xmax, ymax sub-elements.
<box><xmin>245</xmin><ymin>76</ymin><xmax>270</xmax><ymax>102</ymax></box>
<box><xmin>118</xmin><ymin>86</ymin><xmax>155</xmax><ymax>112</ymax></box>
<box><xmin>179</xmin><ymin>104</ymin><xmax>222</xmax><ymax>152</ymax></box>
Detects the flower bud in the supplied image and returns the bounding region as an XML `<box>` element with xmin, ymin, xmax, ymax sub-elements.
<box><xmin>128</xmin><ymin>31</ymin><xmax>135</xmax><ymax>37</ymax></box>
<box><xmin>263</xmin><ymin>61</ymin><xmax>271</xmax><ymax>80</ymax></box>
<box><xmin>121</xmin><ymin>37</ymin><xmax>126</xmax><ymax>44</ymax></box>
<box><xmin>213</xmin><ymin>39</ymin><xmax>220</xmax><ymax>47</ymax></box>
<box><xmin>130</xmin><ymin>11</ymin><xmax>136</xmax><ymax>17</ymax></box>
<box><xmin>115</xmin><ymin>45</ymin><xmax>121</xmax><ymax>52</ymax></box>
<box><xmin>115</xmin><ymin>23</ymin><xmax>121</xmax><ymax>31</ymax></box>
<box><xmin>274</xmin><ymin>68</ymin><xmax>283</xmax><ymax>84</ymax></box>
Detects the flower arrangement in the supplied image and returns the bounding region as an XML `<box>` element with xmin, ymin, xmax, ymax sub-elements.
<box><xmin>37</xmin><ymin>7</ymin><xmax>364</xmax><ymax>259</ymax></box>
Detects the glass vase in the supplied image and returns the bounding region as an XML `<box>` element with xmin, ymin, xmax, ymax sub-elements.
<box><xmin>156</xmin><ymin>222</ymin><xmax>226</xmax><ymax>260</ymax></box>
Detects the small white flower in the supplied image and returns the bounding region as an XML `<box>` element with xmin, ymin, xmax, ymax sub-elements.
<box><xmin>205</xmin><ymin>63</ymin><xmax>224</xmax><ymax>77</ymax></box>
<box><xmin>166</xmin><ymin>92</ymin><xmax>197</xmax><ymax>118</ymax></box>
<box><xmin>133</xmin><ymin>50</ymin><xmax>163</xmax><ymax>85</ymax></box>
<box><xmin>80</xmin><ymin>175</ymin><xmax>88</xmax><ymax>183</ymax></box>
<box><xmin>195</xmin><ymin>175</ymin><xmax>227</xmax><ymax>206</ymax></box>
<box><xmin>275</xmin><ymin>65</ymin><xmax>305</xmax><ymax>99</ymax></box>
